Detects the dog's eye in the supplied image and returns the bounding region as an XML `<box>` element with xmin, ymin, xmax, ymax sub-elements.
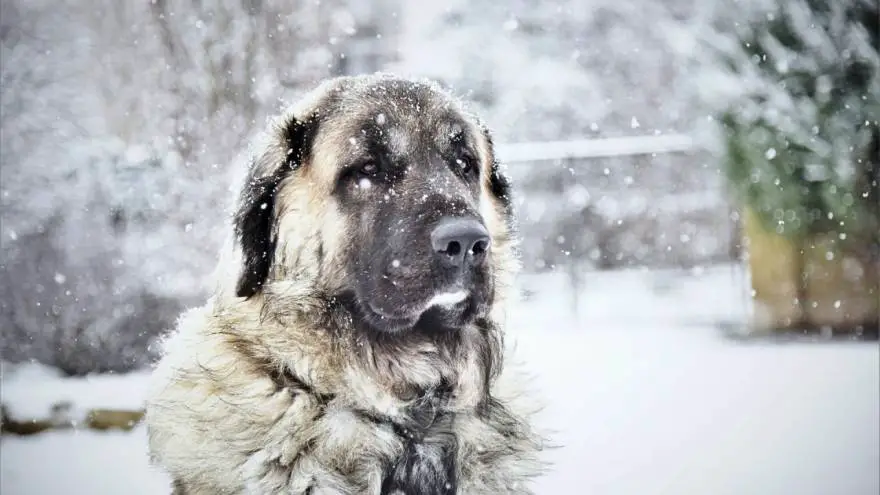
<box><xmin>455</xmin><ymin>155</ymin><xmax>477</xmax><ymax>176</ymax></box>
<box><xmin>358</xmin><ymin>161</ymin><xmax>379</xmax><ymax>177</ymax></box>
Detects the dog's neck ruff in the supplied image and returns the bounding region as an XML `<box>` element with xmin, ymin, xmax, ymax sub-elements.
<box><xmin>252</xmin><ymin>286</ymin><xmax>503</xmax><ymax>414</ymax></box>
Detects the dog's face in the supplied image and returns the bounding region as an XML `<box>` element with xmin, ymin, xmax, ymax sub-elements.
<box><xmin>233</xmin><ymin>75</ymin><xmax>514</xmax><ymax>334</ymax></box>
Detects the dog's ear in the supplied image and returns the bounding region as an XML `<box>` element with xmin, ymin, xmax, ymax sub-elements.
<box><xmin>479</xmin><ymin>125</ymin><xmax>514</xmax><ymax>217</ymax></box>
<box><xmin>234</xmin><ymin>114</ymin><xmax>318</xmax><ymax>298</ymax></box>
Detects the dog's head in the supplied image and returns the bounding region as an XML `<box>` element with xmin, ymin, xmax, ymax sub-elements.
<box><xmin>230</xmin><ymin>74</ymin><xmax>516</xmax><ymax>334</ymax></box>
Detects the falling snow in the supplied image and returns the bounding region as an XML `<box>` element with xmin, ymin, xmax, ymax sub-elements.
<box><xmin>2</xmin><ymin>1</ymin><xmax>876</xmax><ymax>493</ymax></box>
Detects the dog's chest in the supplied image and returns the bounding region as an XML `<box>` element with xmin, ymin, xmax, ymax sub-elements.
<box><xmin>379</xmin><ymin>413</ymin><xmax>459</xmax><ymax>495</ymax></box>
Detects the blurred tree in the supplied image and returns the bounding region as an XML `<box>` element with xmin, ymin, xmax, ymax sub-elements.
<box><xmin>0</xmin><ymin>0</ymin><xmax>396</xmax><ymax>373</ymax></box>
<box><xmin>695</xmin><ymin>0</ymin><xmax>879</xmax><ymax>335</ymax></box>
<box><xmin>716</xmin><ymin>0</ymin><xmax>879</xmax><ymax>244</ymax></box>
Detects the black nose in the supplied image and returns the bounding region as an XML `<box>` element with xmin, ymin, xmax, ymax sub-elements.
<box><xmin>431</xmin><ymin>217</ymin><xmax>491</xmax><ymax>267</ymax></box>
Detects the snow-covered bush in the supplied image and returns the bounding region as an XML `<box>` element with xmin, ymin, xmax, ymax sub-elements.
<box><xmin>0</xmin><ymin>0</ymin><xmax>355</xmax><ymax>373</ymax></box>
<box><xmin>690</xmin><ymin>0</ymin><xmax>879</xmax><ymax>244</ymax></box>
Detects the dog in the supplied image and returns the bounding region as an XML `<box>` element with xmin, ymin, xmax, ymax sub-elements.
<box><xmin>145</xmin><ymin>73</ymin><xmax>549</xmax><ymax>494</ymax></box>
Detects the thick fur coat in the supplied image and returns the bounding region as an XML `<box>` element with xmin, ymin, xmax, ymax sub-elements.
<box><xmin>145</xmin><ymin>74</ymin><xmax>549</xmax><ymax>494</ymax></box>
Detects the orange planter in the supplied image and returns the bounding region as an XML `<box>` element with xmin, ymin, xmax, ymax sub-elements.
<box><xmin>744</xmin><ymin>207</ymin><xmax>879</xmax><ymax>335</ymax></box>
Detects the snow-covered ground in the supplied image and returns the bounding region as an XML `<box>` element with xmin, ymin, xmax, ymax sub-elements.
<box><xmin>2</xmin><ymin>264</ymin><xmax>878</xmax><ymax>495</ymax></box>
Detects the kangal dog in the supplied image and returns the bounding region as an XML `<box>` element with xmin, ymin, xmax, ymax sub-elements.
<box><xmin>145</xmin><ymin>73</ymin><xmax>550</xmax><ymax>495</ymax></box>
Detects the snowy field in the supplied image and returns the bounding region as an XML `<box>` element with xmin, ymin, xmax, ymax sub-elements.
<box><xmin>2</xmin><ymin>264</ymin><xmax>878</xmax><ymax>495</ymax></box>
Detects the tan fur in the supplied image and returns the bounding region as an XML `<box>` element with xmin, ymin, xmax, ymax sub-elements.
<box><xmin>145</xmin><ymin>74</ymin><xmax>549</xmax><ymax>494</ymax></box>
